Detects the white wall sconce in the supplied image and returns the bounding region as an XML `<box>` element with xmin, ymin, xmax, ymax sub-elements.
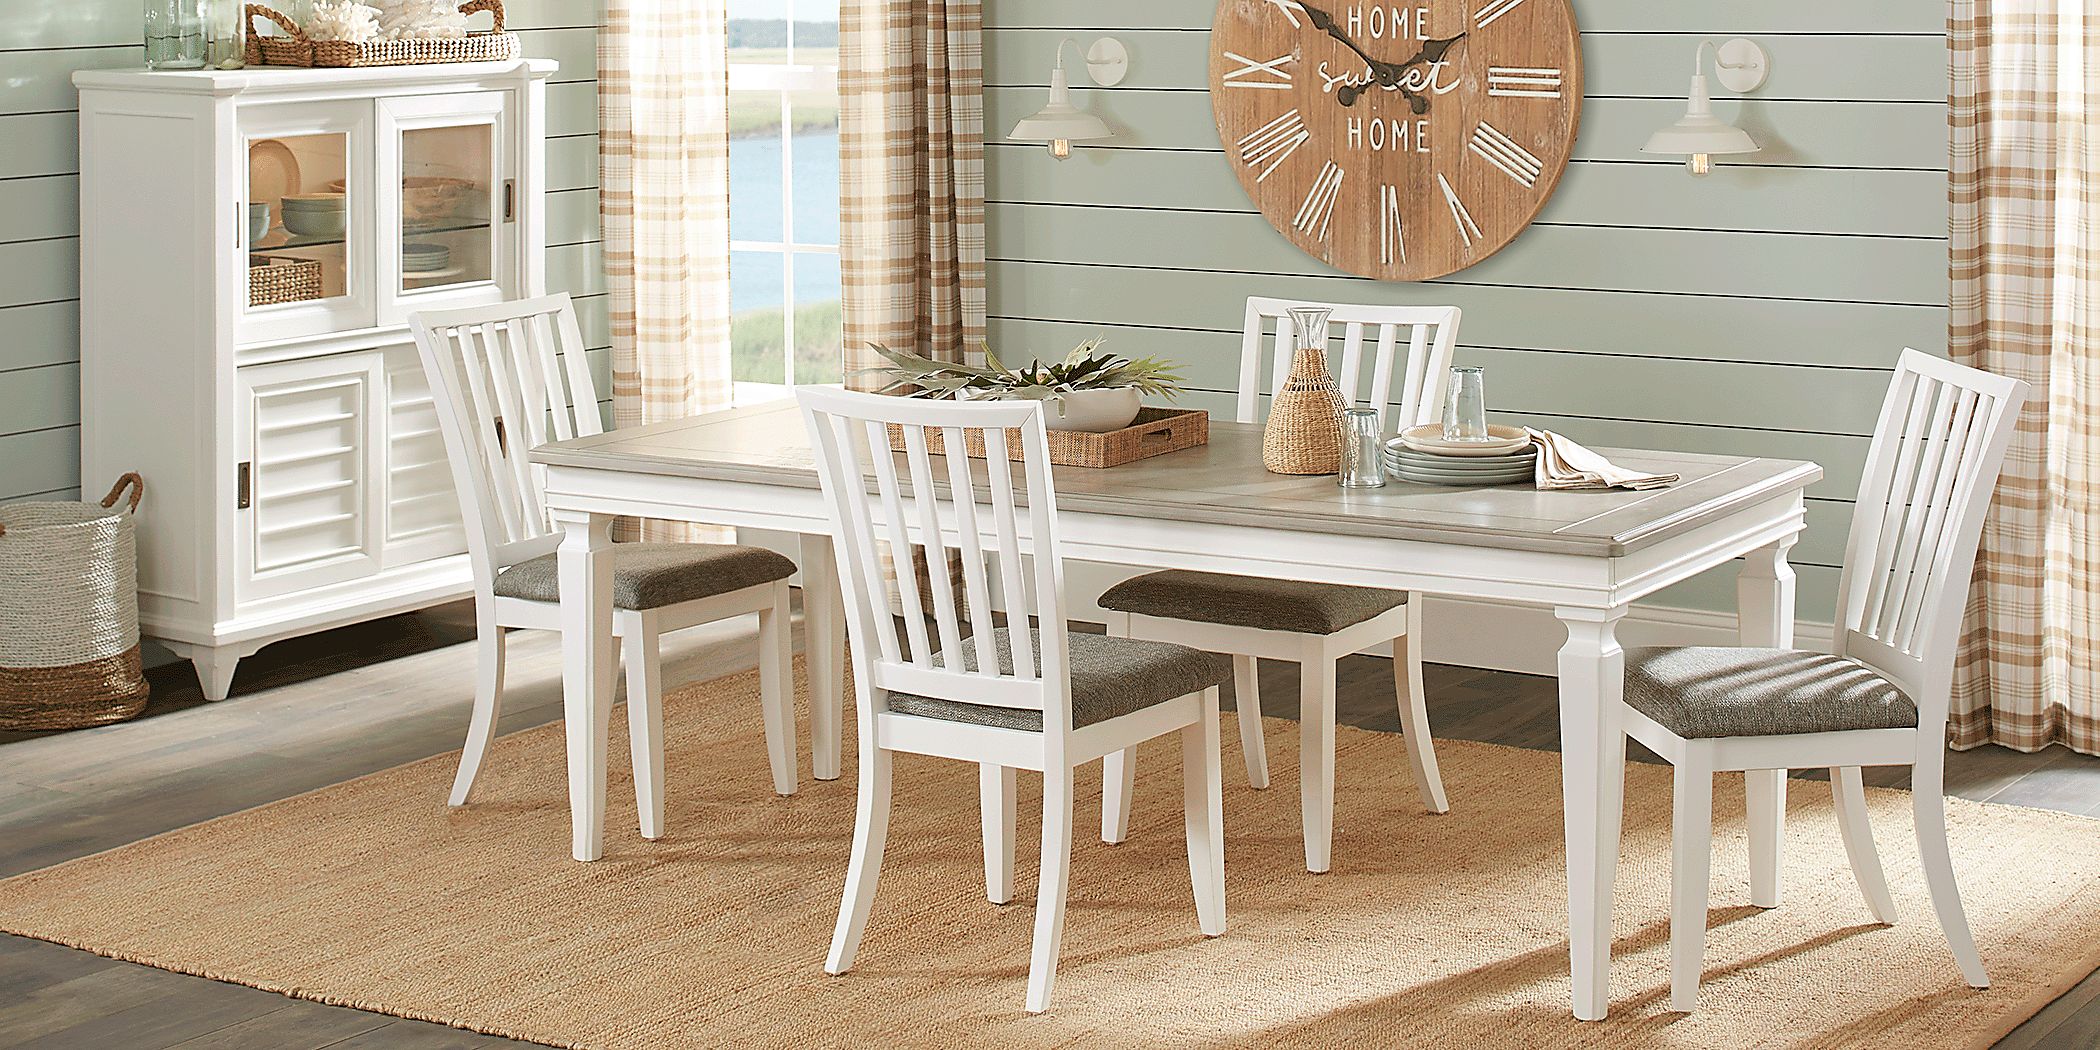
<box><xmin>1642</xmin><ymin>38</ymin><xmax>1768</xmax><ymax>177</ymax></box>
<box><xmin>1008</xmin><ymin>38</ymin><xmax>1126</xmax><ymax>160</ymax></box>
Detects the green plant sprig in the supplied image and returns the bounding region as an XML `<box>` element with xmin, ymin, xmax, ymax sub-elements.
<box><xmin>862</xmin><ymin>339</ymin><xmax>1187</xmax><ymax>405</ymax></box>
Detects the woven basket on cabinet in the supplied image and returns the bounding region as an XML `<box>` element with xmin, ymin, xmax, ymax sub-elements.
<box><xmin>244</xmin><ymin>0</ymin><xmax>520</xmax><ymax>69</ymax></box>
<box><xmin>0</xmin><ymin>475</ymin><xmax>152</xmax><ymax>730</ymax></box>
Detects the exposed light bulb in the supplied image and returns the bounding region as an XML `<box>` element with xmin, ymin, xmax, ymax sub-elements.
<box><xmin>1687</xmin><ymin>153</ymin><xmax>1713</xmax><ymax>177</ymax></box>
<box><xmin>1050</xmin><ymin>138</ymin><xmax>1072</xmax><ymax>160</ymax></box>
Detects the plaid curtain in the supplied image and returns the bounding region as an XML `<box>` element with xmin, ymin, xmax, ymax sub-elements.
<box><xmin>1948</xmin><ymin>0</ymin><xmax>2100</xmax><ymax>752</ymax></box>
<box><xmin>600</xmin><ymin>0</ymin><xmax>731</xmax><ymax>541</ymax></box>
<box><xmin>838</xmin><ymin>0</ymin><xmax>987</xmax><ymax>388</ymax></box>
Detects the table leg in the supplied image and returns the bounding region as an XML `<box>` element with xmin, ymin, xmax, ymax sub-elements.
<box><xmin>1739</xmin><ymin>539</ymin><xmax>1799</xmax><ymax>909</ymax></box>
<box><xmin>1555</xmin><ymin>605</ymin><xmax>1628</xmax><ymax>1022</ymax></box>
<box><xmin>801</xmin><ymin>531</ymin><xmax>845</xmax><ymax>782</ymax></box>
<box><xmin>556</xmin><ymin>510</ymin><xmax>617</xmax><ymax>863</ymax></box>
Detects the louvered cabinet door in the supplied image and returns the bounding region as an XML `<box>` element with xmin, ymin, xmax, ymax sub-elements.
<box><xmin>235</xmin><ymin>352</ymin><xmax>387</xmax><ymax>603</ymax></box>
<box><xmin>380</xmin><ymin>343</ymin><xmax>468</xmax><ymax>566</ymax></box>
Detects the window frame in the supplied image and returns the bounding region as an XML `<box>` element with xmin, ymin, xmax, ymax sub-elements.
<box><xmin>727</xmin><ymin>16</ymin><xmax>841</xmax><ymax>401</ymax></box>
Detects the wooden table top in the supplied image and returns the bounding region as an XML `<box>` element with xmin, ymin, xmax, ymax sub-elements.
<box><xmin>534</xmin><ymin>402</ymin><xmax>1822</xmax><ymax>558</ymax></box>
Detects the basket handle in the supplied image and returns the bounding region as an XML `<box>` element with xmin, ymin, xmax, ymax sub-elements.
<box><xmin>460</xmin><ymin>0</ymin><xmax>505</xmax><ymax>33</ymax></box>
<box><xmin>100</xmin><ymin>472</ymin><xmax>146</xmax><ymax>514</ymax></box>
<box><xmin>246</xmin><ymin>3</ymin><xmax>309</xmax><ymax>43</ymax></box>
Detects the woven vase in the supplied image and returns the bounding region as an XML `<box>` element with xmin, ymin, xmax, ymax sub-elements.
<box><xmin>1262</xmin><ymin>307</ymin><xmax>1347</xmax><ymax>475</ymax></box>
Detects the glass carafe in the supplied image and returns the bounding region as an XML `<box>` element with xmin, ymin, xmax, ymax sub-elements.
<box><xmin>1262</xmin><ymin>306</ymin><xmax>1347</xmax><ymax>475</ymax></box>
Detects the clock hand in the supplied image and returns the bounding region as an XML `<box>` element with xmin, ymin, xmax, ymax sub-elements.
<box><xmin>1295</xmin><ymin>4</ymin><xmax>1466</xmax><ymax>112</ymax></box>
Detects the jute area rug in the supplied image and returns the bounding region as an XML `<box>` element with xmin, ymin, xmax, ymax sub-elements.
<box><xmin>3</xmin><ymin>660</ymin><xmax>2099</xmax><ymax>1049</ymax></box>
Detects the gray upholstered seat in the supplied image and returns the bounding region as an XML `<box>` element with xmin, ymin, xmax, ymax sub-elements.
<box><xmin>1097</xmin><ymin>570</ymin><xmax>1409</xmax><ymax>636</ymax></box>
<box><xmin>492</xmin><ymin>542</ymin><xmax>796</xmax><ymax>611</ymax></box>
<box><xmin>1623</xmin><ymin>647</ymin><xmax>1919</xmax><ymax>740</ymax></box>
<box><xmin>886</xmin><ymin>627</ymin><xmax>1231</xmax><ymax>732</ymax></box>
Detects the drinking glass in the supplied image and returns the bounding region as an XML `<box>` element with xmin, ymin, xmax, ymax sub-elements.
<box><xmin>1442</xmin><ymin>365</ymin><xmax>1490</xmax><ymax>443</ymax></box>
<box><xmin>145</xmin><ymin>0</ymin><xmax>209</xmax><ymax>70</ymax></box>
<box><xmin>207</xmin><ymin>0</ymin><xmax>246</xmax><ymax>70</ymax></box>
<box><xmin>1338</xmin><ymin>408</ymin><xmax>1386</xmax><ymax>489</ymax></box>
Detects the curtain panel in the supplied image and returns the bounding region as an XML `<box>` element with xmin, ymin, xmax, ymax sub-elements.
<box><xmin>838</xmin><ymin>0</ymin><xmax>988</xmax><ymax>387</ymax></box>
<box><xmin>1948</xmin><ymin>0</ymin><xmax>2100</xmax><ymax>752</ymax></box>
<box><xmin>600</xmin><ymin>0</ymin><xmax>732</xmax><ymax>541</ymax></box>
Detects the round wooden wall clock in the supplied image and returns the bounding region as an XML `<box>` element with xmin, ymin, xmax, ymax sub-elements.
<box><xmin>1210</xmin><ymin>0</ymin><xmax>1582</xmax><ymax>281</ymax></box>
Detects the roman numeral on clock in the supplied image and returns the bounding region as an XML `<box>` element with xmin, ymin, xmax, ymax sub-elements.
<box><xmin>1294</xmin><ymin>162</ymin><xmax>1345</xmax><ymax>241</ymax></box>
<box><xmin>1260</xmin><ymin>0</ymin><xmax>1305</xmax><ymax>28</ymax></box>
<box><xmin>1473</xmin><ymin>0</ymin><xmax>1526</xmax><ymax>29</ymax></box>
<box><xmin>1223</xmin><ymin>51</ymin><xmax>1294</xmax><ymax>90</ymax></box>
<box><xmin>1438</xmin><ymin>173</ymin><xmax>1484</xmax><ymax>248</ymax></box>
<box><xmin>1487</xmin><ymin>66</ymin><xmax>1563</xmax><ymax>98</ymax></box>
<box><xmin>1469</xmin><ymin>122</ymin><xmax>1544</xmax><ymax>188</ymax></box>
<box><xmin>1380</xmin><ymin>184</ymin><xmax>1406</xmax><ymax>265</ymax></box>
<box><xmin>1238</xmin><ymin>109</ymin><xmax>1310</xmax><ymax>183</ymax></box>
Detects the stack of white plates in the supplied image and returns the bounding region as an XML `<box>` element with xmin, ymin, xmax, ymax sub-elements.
<box><xmin>1385</xmin><ymin>424</ymin><xmax>1537</xmax><ymax>487</ymax></box>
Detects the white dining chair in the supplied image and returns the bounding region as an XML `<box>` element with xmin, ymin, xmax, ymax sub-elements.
<box><xmin>1621</xmin><ymin>349</ymin><xmax>2029</xmax><ymax>1012</ymax></box>
<box><xmin>409</xmin><ymin>294</ymin><xmax>801</xmax><ymax>833</ymax></box>
<box><xmin>1098</xmin><ymin>297</ymin><xmax>1462</xmax><ymax>873</ymax></box>
<box><xmin>799</xmin><ymin>387</ymin><xmax>1228</xmax><ymax>1014</ymax></box>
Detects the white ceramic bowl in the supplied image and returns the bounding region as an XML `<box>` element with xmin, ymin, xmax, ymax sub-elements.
<box><xmin>1044</xmin><ymin>387</ymin><xmax>1143</xmax><ymax>433</ymax></box>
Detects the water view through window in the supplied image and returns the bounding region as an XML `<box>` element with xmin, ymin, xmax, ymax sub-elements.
<box><xmin>729</xmin><ymin>0</ymin><xmax>841</xmax><ymax>396</ymax></box>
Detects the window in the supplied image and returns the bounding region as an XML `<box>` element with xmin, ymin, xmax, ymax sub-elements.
<box><xmin>729</xmin><ymin>0</ymin><xmax>842</xmax><ymax>401</ymax></box>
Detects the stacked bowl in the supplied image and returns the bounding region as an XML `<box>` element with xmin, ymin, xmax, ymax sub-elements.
<box><xmin>1385</xmin><ymin>424</ymin><xmax>1537</xmax><ymax>487</ymax></box>
<box><xmin>280</xmin><ymin>192</ymin><xmax>346</xmax><ymax>239</ymax></box>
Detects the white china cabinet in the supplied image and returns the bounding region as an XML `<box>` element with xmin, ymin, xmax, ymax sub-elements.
<box><xmin>74</xmin><ymin>60</ymin><xmax>556</xmax><ymax>699</ymax></box>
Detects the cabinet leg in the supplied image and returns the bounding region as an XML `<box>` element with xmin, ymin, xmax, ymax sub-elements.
<box><xmin>162</xmin><ymin>642</ymin><xmax>251</xmax><ymax>702</ymax></box>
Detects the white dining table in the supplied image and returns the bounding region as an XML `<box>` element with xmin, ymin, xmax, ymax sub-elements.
<box><xmin>531</xmin><ymin>401</ymin><xmax>1820</xmax><ymax>1021</ymax></box>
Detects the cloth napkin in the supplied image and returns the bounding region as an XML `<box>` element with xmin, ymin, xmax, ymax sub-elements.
<box><xmin>1524</xmin><ymin>428</ymin><xmax>1679</xmax><ymax>491</ymax></box>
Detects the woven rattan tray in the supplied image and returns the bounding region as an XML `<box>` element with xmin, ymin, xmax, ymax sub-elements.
<box><xmin>887</xmin><ymin>406</ymin><xmax>1208</xmax><ymax>468</ymax></box>
<box><xmin>244</xmin><ymin>0</ymin><xmax>519</xmax><ymax>68</ymax></box>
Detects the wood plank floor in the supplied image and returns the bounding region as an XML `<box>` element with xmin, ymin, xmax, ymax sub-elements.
<box><xmin>3</xmin><ymin>597</ymin><xmax>2098</xmax><ymax>1048</ymax></box>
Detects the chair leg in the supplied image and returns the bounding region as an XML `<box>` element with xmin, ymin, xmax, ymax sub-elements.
<box><xmin>622</xmin><ymin>623</ymin><xmax>666</xmax><ymax>840</ymax></box>
<box><xmin>758</xmin><ymin>592</ymin><xmax>799</xmax><ymax>796</ymax></box>
<box><xmin>447</xmin><ymin>615</ymin><xmax>507</xmax><ymax>807</ymax></box>
<box><xmin>1831</xmin><ymin>766</ymin><xmax>1898</xmax><ymax>924</ymax></box>
<box><xmin>1670</xmin><ymin>760</ymin><xmax>1716</xmax><ymax>1013</ymax></box>
<box><xmin>1026</xmin><ymin>765</ymin><xmax>1077</xmax><ymax>1014</ymax></box>
<box><xmin>1392</xmin><ymin>629</ymin><xmax>1448</xmax><ymax>814</ymax></box>
<box><xmin>1913</xmin><ymin>762</ymin><xmax>1989</xmax><ymax>988</ymax></box>
<box><xmin>1232</xmin><ymin>655</ymin><xmax>1270</xmax><ymax>790</ymax></box>
<box><xmin>1299</xmin><ymin>650</ymin><xmax>1339</xmax><ymax>874</ymax></box>
<box><xmin>1101</xmin><ymin>748</ymin><xmax>1138</xmax><ymax>844</ymax></box>
<box><xmin>980</xmin><ymin>764</ymin><xmax>1017</xmax><ymax>904</ymax></box>
<box><xmin>1746</xmin><ymin>769</ymin><xmax>1787</xmax><ymax>909</ymax></box>
<box><xmin>1183</xmin><ymin>687</ymin><xmax>1226</xmax><ymax>936</ymax></box>
<box><xmin>826</xmin><ymin>747</ymin><xmax>894</xmax><ymax>976</ymax></box>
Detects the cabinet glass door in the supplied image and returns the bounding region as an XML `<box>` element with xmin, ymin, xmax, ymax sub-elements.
<box><xmin>239</xmin><ymin>101</ymin><xmax>376</xmax><ymax>343</ymax></box>
<box><xmin>378</xmin><ymin>92</ymin><xmax>512</xmax><ymax>321</ymax></box>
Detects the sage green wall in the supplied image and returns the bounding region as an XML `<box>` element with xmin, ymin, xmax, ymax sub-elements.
<box><xmin>0</xmin><ymin>0</ymin><xmax>609</xmax><ymax>506</ymax></box>
<box><xmin>983</xmin><ymin>0</ymin><xmax>1949</xmax><ymax>621</ymax></box>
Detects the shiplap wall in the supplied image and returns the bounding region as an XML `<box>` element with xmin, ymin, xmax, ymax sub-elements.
<box><xmin>983</xmin><ymin>0</ymin><xmax>1948</xmax><ymax>621</ymax></box>
<box><xmin>0</xmin><ymin>0</ymin><xmax>609</xmax><ymax>507</ymax></box>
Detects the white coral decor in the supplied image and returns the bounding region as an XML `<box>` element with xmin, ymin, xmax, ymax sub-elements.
<box><xmin>375</xmin><ymin>0</ymin><xmax>470</xmax><ymax>40</ymax></box>
<box><xmin>303</xmin><ymin>0</ymin><xmax>382</xmax><ymax>43</ymax></box>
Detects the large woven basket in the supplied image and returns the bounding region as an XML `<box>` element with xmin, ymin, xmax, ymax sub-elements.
<box><xmin>245</xmin><ymin>0</ymin><xmax>519</xmax><ymax>69</ymax></box>
<box><xmin>0</xmin><ymin>475</ymin><xmax>151</xmax><ymax>730</ymax></box>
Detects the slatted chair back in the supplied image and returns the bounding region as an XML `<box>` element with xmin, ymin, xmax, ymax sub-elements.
<box><xmin>1238</xmin><ymin>297</ymin><xmax>1463</xmax><ymax>432</ymax></box>
<box><xmin>408</xmin><ymin>293</ymin><xmax>603</xmax><ymax>589</ymax></box>
<box><xmin>798</xmin><ymin>389</ymin><xmax>1076</xmax><ymax>738</ymax></box>
<box><xmin>1834</xmin><ymin>348</ymin><xmax>2029</xmax><ymax>720</ymax></box>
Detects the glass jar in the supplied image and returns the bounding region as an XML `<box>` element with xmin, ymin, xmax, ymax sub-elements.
<box><xmin>1338</xmin><ymin>408</ymin><xmax>1386</xmax><ymax>489</ymax></box>
<box><xmin>1442</xmin><ymin>365</ymin><xmax>1491</xmax><ymax>443</ymax></box>
<box><xmin>145</xmin><ymin>0</ymin><xmax>209</xmax><ymax>70</ymax></box>
<box><xmin>207</xmin><ymin>0</ymin><xmax>246</xmax><ymax>69</ymax></box>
